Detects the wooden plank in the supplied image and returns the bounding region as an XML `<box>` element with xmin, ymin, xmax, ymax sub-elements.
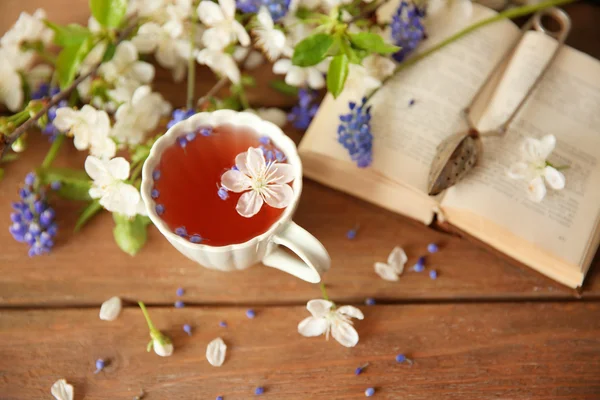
<box><xmin>1</xmin><ymin>133</ymin><xmax>599</xmax><ymax>306</ymax></box>
<box><xmin>1</xmin><ymin>303</ymin><xmax>600</xmax><ymax>399</ymax></box>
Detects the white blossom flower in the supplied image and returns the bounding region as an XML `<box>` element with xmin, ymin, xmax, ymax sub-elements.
<box><xmin>220</xmin><ymin>147</ymin><xmax>294</xmax><ymax>218</ymax></box>
<box><xmin>345</xmin><ymin>54</ymin><xmax>396</xmax><ymax>94</ymax></box>
<box><xmin>0</xmin><ymin>57</ymin><xmax>23</xmax><ymax>112</ymax></box>
<box><xmin>248</xmin><ymin>107</ymin><xmax>287</xmax><ymax>127</ymax></box>
<box><xmin>206</xmin><ymin>337</ymin><xmax>227</xmax><ymax>366</ymax></box>
<box><xmin>253</xmin><ymin>7</ymin><xmax>287</xmax><ymax>61</ymax></box>
<box><xmin>272</xmin><ymin>59</ymin><xmax>327</xmax><ymax>89</ymax></box>
<box><xmin>197</xmin><ymin>0</ymin><xmax>250</xmax><ymax>50</ymax></box>
<box><xmin>374</xmin><ymin>246</ymin><xmax>407</xmax><ymax>281</ymax></box>
<box><xmin>77</xmin><ymin>42</ymin><xmax>108</xmax><ymax>101</ymax></box>
<box><xmin>99</xmin><ymin>296</ymin><xmax>123</xmax><ymax>321</ymax></box>
<box><xmin>197</xmin><ymin>48</ymin><xmax>241</xmax><ymax>84</ymax></box>
<box><xmin>51</xmin><ymin>379</ymin><xmax>74</xmax><ymax>400</ymax></box>
<box><xmin>1</xmin><ymin>9</ymin><xmax>53</xmax><ymax>49</ymax></box>
<box><xmin>153</xmin><ymin>338</ymin><xmax>174</xmax><ymax>357</ymax></box>
<box><xmin>298</xmin><ymin>299</ymin><xmax>364</xmax><ymax>347</ymax></box>
<box><xmin>85</xmin><ymin>156</ymin><xmax>146</xmax><ymax>217</ymax></box>
<box><xmin>507</xmin><ymin>134</ymin><xmax>565</xmax><ymax>202</ymax></box>
<box><xmin>111</xmin><ymin>86</ymin><xmax>171</xmax><ymax>146</ymax></box>
<box><xmin>98</xmin><ymin>41</ymin><xmax>155</xmax><ymax>86</ymax></box>
<box><xmin>53</xmin><ymin>105</ymin><xmax>116</xmax><ymax>159</ymax></box>
<box><xmin>132</xmin><ymin>22</ymin><xmax>188</xmax><ymax>81</ymax></box>
<box><xmin>233</xmin><ymin>47</ymin><xmax>265</xmax><ymax>70</ymax></box>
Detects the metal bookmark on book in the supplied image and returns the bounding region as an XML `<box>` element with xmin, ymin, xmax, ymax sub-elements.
<box><xmin>427</xmin><ymin>7</ymin><xmax>571</xmax><ymax>196</ymax></box>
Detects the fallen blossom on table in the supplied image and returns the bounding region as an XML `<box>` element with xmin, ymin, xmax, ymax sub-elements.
<box><xmin>298</xmin><ymin>299</ymin><xmax>364</xmax><ymax>347</ymax></box>
<box><xmin>51</xmin><ymin>379</ymin><xmax>74</xmax><ymax>400</ymax></box>
<box><xmin>139</xmin><ymin>301</ymin><xmax>174</xmax><ymax>357</ymax></box>
<box><xmin>206</xmin><ymin>337</ymin><xmax>227</xmax><ymax>366</ymax></box>
<box><xmin>374</xmin><ymin>246</ymin><xmax>407</xmax><ymax>281</ymax></box>
<box><xmin>99</xmin><ymin>296</ymin><xmax>122</xmax><ymax>321</ymax></box>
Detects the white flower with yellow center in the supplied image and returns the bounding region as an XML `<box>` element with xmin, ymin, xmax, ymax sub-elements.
<box><xmin>221</xmin><ymin>147</ymin><xmax>294</xmax><ymax>218</ymax></box>
<box><xmin>197</xmin><ymin>0</ymin><xmax>250</xmax><ymax>50</ymax></box>
<box><xmin>298</xmin><ymin>299</ymin><xmax>364</xmax><ymax>347</ymax></box>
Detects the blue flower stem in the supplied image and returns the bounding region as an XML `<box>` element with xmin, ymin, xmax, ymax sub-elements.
<box><xmin>367</xmin><ymin>0</ymin><xmax>578</xmax><ymax>101</ymax></box>
<box><xmin>319</xmin><ymin>282</ymin><xmax>330</xmax><ymax>301</ymax></box>
<box><xmin>186</xmin><ymin>10</ymin><xmax>197</xmax><ymax>110</ymax></box>
<box><xmin>138</xmin><ymin>301</ymin><xmax>158</xmax><ymax>333</ymax></box>
<box><xmin>40</xmin><ymin>134</ymin><xmax>65</xmax><ymax>169</ymax></box>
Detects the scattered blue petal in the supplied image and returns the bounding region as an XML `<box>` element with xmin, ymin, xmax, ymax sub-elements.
<box><xmin>390</xmin><ymin>0</ymin><xmax>426</xmax><ymax>62</ymax></box>
<box><xmin>409</xmin><ymin>99</ymin><xmax>415</xmax><ymax>106</ymax></box>
<box><xmin>199</xmin><ymin>127</ymin><xmax>213</xmax><ymax>136</ymax></box>
<box><xmin>288</xmin><ymin>89</ymin><xmax>320</xmax><ymax>130</ymax></box>
<box><xmin>365</xmin><ymin>387</ymin><xmax>375</xmax><ymax>397</ymax></box>
<box><xmin>246</xmin><ymin>309</ymin><xmax>256</xmax><ymax>319</ymax></box>
<box><xmin>94</xmin><ymin>358</ymin><xmax>105</xmax><ymax>374</ymax></box>
<box><xmin>413</xmin><ymin>263</ymin><xmax>425</xmax><ymax>273</ymax></box>
<box><xmin>365</xmin><ymin>298</ymin><xmax>376</xmax><ymax>306</ymax></box>
<box><xmin>395</xmin><ymin>354</ymin><xmax>406</xmax><ymax>363</ymax></box>
<box><xmin>153</xmin><ymin>169</ymin><xmax>161</xmax><ymax>181</ymax></box>
<box><xmin>175</xmin><ymin>226</ymin><xmax>187</xmax><ymax>237</ymax></box>
<box><xmin>355</xmin><ymin>362</ymin><xmax>369</xmax><ymax>375</ymax></box>
<box><xmin>177</xmin><ymin>136</ymin><xmax>188</xmax><ymax>148</ymax></box>
<box><xmin>219</xmin><ymin>320</ymin><xmax>228</xmax><ymax>327</ymax></box>
<box><xmin>429</xmin><ymin>270</ymin><xmax>438</xmax><ymax>280</ymax></box>
<box><xmin>338</xmin><ymin>97</ymin><xmax>373</xmax><ymax>168</ymax></box>
<box><xmin>50</xmin><ymin>181</ymin><xmax>61</xmax><ymax>191</ymax></box>
<box><xmin>216</xmin><ymin>397</ymin><xmax>224</xmax><ymax>400</ymax></box>
<box><xmin>217</xmin><ymin>186</ymin><xmax>229</xmax><ymax>200</ymax></box>
<box><xmin>151</xmin><ymin>189</ymin><xmax>159</xmax><ymax>199</ymax></box>
<box><xmin>183</xmin><ymin>324</ymin><xmax>192</xmax><ymax>336</ymax></box>
<box><xmin>155</xmin><ymin>204</ymin><xmax>165</xmax><ymax>215</ymax></box>
<box><xmin>427</xmin><ymin>243</ymin><xmax>439</xmax><ymax>253</ymax></box>
<box><xmin>176</xmin><ymin>287</ymin><xmax>185</xmax><ymax>296</ymax></box>
<box><xmin>175</xmin><ymin>300</ymin><xmax>185</xmax><ymax>308</ymax></box>
<box><xmin>167</xmin><ymin>108</ymin><xmax>195</xmax><ymax>129</ymax></box>
<box><xmin>259</xmin><ymin>136</ymin><xmax>270</xmax><ymax>145</ymax></box>
<box><xmin>254</xmin><ymin>387</ymin><xmax>265</xmax><ymax>395</ymax></box>
<box><xmin>189</xmin><ymin>234</ymin><xmax>203</xmax><ymax>244</ymax></box>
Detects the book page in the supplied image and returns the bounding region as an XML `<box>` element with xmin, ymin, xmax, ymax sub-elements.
<box><xmin>299</xmin><ymin>3</ymin><xmax>520</xmax><ymax>193</ymax></box>
<box><xmin>441</xmin><ymin>32</ymin><xmax>600</xmax><ymax>266</ymax></box>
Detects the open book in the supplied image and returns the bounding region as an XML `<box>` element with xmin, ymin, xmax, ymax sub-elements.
<box><xmin>298</xmin><ymin>4</ymin><xmax>600</xmax><ymax>288</ymax></box>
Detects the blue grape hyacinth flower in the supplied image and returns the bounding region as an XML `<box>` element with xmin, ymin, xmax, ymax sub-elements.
<box><xmin>236</xmin><ymin>0</ymin><xmax>290</xmax><ymax>20</ymax></box>
<box><xmin>42</xmin><ymin>100</ymin><xmax>68</xmax><ymax>142</ymax></box>
<box><xmin>338</xmin><ymin>98</ymin><xmax>373</xmax><ymax>168</ymax></box>
<box><xmin>288</xmin><ymin>89</ymin><xmax>320</xmax><ymax>130</ymax></box>
<box><xmin>9</xmin><ymin>173</ymin><xmax>58</xmax><ymax>257</ymax></box>
<box><xmin>390</xmin><ymin>0</ymin><xmax>426</xmax><ymax>62</ymax></box>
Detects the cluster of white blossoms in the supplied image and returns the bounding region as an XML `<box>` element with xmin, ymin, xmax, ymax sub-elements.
<box><xmin>0</xmin><ymin>10</ymin><xmax>54</xmax><ymax>112</ymax></box>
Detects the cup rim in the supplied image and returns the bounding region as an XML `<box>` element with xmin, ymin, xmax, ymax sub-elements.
<box><xmin>140</xmin><ymin>109</ymin><xmax>303</xmax><ymax>253</ymax></box>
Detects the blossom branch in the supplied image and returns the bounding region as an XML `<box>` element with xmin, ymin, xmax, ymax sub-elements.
<box><xmin>0</xmin><ymin>18</ymin><xmax>139</xmax><ymax>157</ymax></box>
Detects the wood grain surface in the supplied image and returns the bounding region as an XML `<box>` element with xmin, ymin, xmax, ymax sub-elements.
<box><xmin>2</xmin><ymin>303</ymin><xmax>600</xmax><ymax>399</ymax></box>
<box><xmin>2</xmin><ymin>1</ymin><xmax>600</xmax><ymax>399</ymax></box>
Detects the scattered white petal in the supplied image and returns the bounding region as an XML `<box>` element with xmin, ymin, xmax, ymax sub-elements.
<box><xmin>99</xmin><ymin>296</ymin><xmax>122</xmax><ymax>321</ymax></box>
<box><xmin>153</xmin><ymin>338</ymin><xmax>174</xmax><ymax>357</ymax></box>
<box><xmin>206</xmin><ymin>337</ymin><xmax>227</xmax><ymax>366</ymax></box>
<box><xmin>51</xmin><ymin>379</ymin><xmax>74</xmax><ymax>400</ymax></box>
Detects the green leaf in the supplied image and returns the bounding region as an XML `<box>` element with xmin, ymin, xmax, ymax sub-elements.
<box><xmin>90</xmin><ymin>0</ymin><xmax>128</xmax><ymax>28</ymax></box>
<box><xmin>0</xmin><ymin>168</ymin><xmax>4</xmax><ymax>182</ymax></box>
<box><xmin>102</xmin><ymin>42</ymin><xmax>117</xmax><ymax>62</ymax></box>
<box><xmin>348</xmin><ymin>32</ymin><xmax>400</xmax><ymax>55</ymax></box>
<box><xmin>269</xmin><ymin>80</ymin><xmax>299</xmax><ymax>96</ymax></box>
<box><xmin>74</xmin><ymin>200</ymin><xmax>103</xmax><ymax>232</ymax></box>
<box><xmin>45</xmin><ymin>21</ymin><xmax>91</xmax><ymax>47</ymax></box>
<box><xmin>292</xmin><ymin>33</ymin><xmax>334</xmax><ymax>67</ymax></box>
<box><xmin>340</xmin><ymin>39</ymin><xmax>367</xmax><ymax>65</ymax></box>
<box><xmin>56</xmin><ymin>36</ymin><xmax>94</xmax><ymax>88</ymax></box>
<box><xmin>326</xmin><ymin>54</ymin><xmax>349</xmax><ymax>98</ymax></box>
<box><xmin>37</xmin><ymin>167</ymin><xmax>92</xmax><ymax>201</ymax></box>
<box><xmin>113</xmin><ymin>213</ymin><xmax>151</xmax><ymax>256</ymax></box>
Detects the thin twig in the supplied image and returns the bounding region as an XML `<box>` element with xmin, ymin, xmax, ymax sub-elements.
<box><xmin>0</xmin><ymin>19</ymin><xmax>139</xmax><ymax>155</ymax></box>
<box><xmin>196</xmin><ymin>76</ymin><xmax>229</xmax><ymax>109</ymax></box>
<box><xmin>195</xmin><ymin>49</ymin><xmax>254</xmax><ymax>109</ymax></box>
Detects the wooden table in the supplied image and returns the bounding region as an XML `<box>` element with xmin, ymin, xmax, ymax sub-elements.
<box><xmin>2</xmin><ymin>1</ymin><xmax>600</xmax><ymax>399</ymax></box>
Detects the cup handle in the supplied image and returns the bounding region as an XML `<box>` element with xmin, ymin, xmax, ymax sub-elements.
<box><xmin>262</xmin><ymin>222</ymin><xmax>331</xmax><ymax>283</ymax></box>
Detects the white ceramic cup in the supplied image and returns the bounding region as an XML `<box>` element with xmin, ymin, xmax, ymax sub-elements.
<box><xmin>140</xmin><ymin>110</ymin><xmax>330</xmax><ymax>283</ymax></box>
